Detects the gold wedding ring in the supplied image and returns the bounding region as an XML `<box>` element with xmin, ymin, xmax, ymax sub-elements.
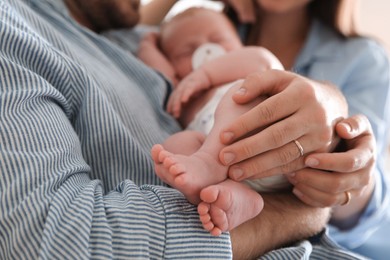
<box><xmin>341</xmin><ymin>191</ymin><xmax>351</xmax><ymax>206</ymax></box>
<box><xmin>294</xmin><ymin>140</ymin><xmax>304</xmax><ymax>157</ymax></box>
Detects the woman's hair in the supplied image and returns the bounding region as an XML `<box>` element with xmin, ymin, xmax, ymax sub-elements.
<box><xmin>308</xmin><ymin>0</ymin><xmax>358</xmax><ymax>37</ymax></box>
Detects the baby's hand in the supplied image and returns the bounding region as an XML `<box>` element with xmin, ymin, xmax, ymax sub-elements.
<box><xmin>167</xmin><ymin>68</ymin><xmax>211</xmax><ymax>118</ymax></box>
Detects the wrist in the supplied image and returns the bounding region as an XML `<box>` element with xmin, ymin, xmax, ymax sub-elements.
<box><xmin>197</xmin><ymin>67</ymin><xmax>213</xmax><ymax>88</ymax></box>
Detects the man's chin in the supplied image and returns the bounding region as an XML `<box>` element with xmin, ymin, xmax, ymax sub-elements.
<box><xmin>65</xmin><ymin>0</ymin><xmax>141</xmax><ymax>32</ymax></box>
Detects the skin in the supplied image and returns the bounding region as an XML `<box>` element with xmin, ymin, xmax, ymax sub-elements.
<box><xmin>140</xmin><ymin>0</ymin><xmax>177</xmax><ymax>25</ymax></box>
<box><xmin>139</xmin><ymin>1</ymin><xmax>374</xmax><ymax>217</ymax></box>
<box><xmin>220</xmin><ymin>70</ymin><xmax>348</xmax><ymax>178</ymax></box>
<box><xmin>291</xmin><ymin>114</ymin><xmax>376</xmax><ymax>228</ymax></box>
<box><xmin>159</xmin><ymin>9</ymin><xmax>243</xmax><ymax>80</ymax></box>
<box><xmin>63</xmin><ymin>1</ymin><xmax>329</xmax><ymax>257</ymax></box>
<box><xmin>230</xmin><ymin>192</ymin><xmax>331</xmax><ymax>258</ymax></box>
<box><xmin>147</xmin><ymin>9</ymin><xmax>284</xmax><ymax>235</ymax></box>
<box><xmin>65</xmin><ymin>0</ymin><xmax>376</xmax><ymax>257</ymax></box>
<box><xmin>214</xmin><ymin>0</ymin><xmax>375</xmax><ymax>225</ymax></box>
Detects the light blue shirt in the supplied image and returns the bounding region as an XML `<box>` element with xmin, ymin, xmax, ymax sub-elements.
<box><xmin>293</xmin><ymin>20</ymin><xmax>390</xmax><ymax>257</ymax></box>
<box><xmin>0</xmin><ymin>0</ymin><xmax>381</xmax><ymax>259</ymax></box>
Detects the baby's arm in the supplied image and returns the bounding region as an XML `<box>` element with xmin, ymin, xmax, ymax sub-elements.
<box><xmin>167</xmin><ymin>47</ymin><xmax>283</xmax><ymax>117</ymax></box>
<box><xmin>137</xmin><ymin>32</ymin><xmax>178</xmax><ymax>85</ymax></box>
<box><xmin>202</xmin><ymin>46</ymin><xmax>284</xmax><ymax>86</ymax></box>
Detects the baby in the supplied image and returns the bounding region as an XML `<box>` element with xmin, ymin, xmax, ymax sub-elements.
<box><xmin>138</xmin><ymin>7</ymin><xmax>288</xmax><ymax>236</ymax></box>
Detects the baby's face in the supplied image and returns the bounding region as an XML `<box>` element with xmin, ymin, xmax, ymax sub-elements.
<box><xmin>160</xmin><ymin>10</ymin><xmax>242</xmax><ymax>80</ymax></box>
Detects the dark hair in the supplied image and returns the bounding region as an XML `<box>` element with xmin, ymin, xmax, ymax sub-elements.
<box><xmin>308</xmin><ymin>0</ymin><xmax>357</xmax><ymax>37</ymax></box>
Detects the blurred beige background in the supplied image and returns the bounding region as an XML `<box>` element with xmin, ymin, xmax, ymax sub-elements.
<box><xmin>358</xmin><ymin>0</ymin><xmax>390</xmax><ymax>52</ymax></box>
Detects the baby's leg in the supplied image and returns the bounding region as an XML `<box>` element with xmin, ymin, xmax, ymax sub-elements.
<box><xmin>152</xmin><ymin>144</ymin><xmax>227</xmax><ymax>204</ymax></box>
<box><xmin>152</xmin><ymin>82</ymin><xmax>265</xmax><ymax>204</ymax></box>
<box><xmin>198</xmin><ymin>179</ymin><xmax>263</xmax><ymax>236</ymax></box>
<box><xmin>161</xmin><ymin>130</ymin><xmax>206</xmax><ymax>155</ymax></box>
<box><xmin>151</xmin><ymin>131</ymin><xmax>205</xmax><ymax>204</ymax></box>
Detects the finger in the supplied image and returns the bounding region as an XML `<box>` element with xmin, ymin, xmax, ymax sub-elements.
<box><xmin>305</xmin><ymin>149</ymin><xmax>374</xmax><ymax>173</ymax></box>
<box><xmin>173</xmin><ymin>97</ymin><xmax>182</xmax><ymax>118</ymax></box>
<box><xmin>220</xmin><ymin>114</ymin><xmax>315</xmax><ymax>165</ymax></box>
<box><xmin>305</xmin><ymin>134</ymin><xmax>375</xmax><ymax>172</ymax></box>
<box><xmin>166</xmin><ymin>95</ymin><xmax>174</xmax><ymax>115</ymax></box>
<box><xmin>182</xmin><ymin>82</ymin><xmax>197</xmax><ymax>103</ymax></box>
<box><xmin>230</xmin><ymin>71</ymin><xmax>297</xmax><ymax>104</ymax></box>
<box><xmin>220</xmin><ymin>74</ymin><xmax>304</xmax><ymax>145</ymax></box>
<box><xmin>336</xmin><ymin>114</ymin><xmax>372</xmax><ymax>139</ymax></box>
<box><xmin>170</xmin><ymin>89</ymin><xmax>184</xmax><ymax>118</ymax></box>
<box><xmin>287</xmin><ymin>167</ymin><xmax>370</xmax><ymax>195</ymax></box>
<box><xmin>291</xmin><ymin>184</ymin><xmax>355</xmax><ymax>207</ymax></box>
<box><xmin>167</xmin><ymin>91</ymin><xmax>181</xmax><ymax>117</ymax></box>
<box><xmin>227</xmin><ymin>143</ymin><xmax>306</xmax><ymax>181</ymax></box>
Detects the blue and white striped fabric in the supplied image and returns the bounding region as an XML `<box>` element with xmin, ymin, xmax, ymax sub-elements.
<box><xmin>0</xmin><ymin>0</ymin><xmax>367</xmax><ymax>259</ymax></box>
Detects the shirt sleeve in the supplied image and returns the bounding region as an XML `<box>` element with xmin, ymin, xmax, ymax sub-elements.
<box><xmin>0</xmin><ymin>55</ymin><xmax>231</xmax><ymax>259</ymax></box>
<box><xmin>0</xmin><ymin>3</ymin><xmax>232</xmax><ymax>259</ymax></box>
<box><xmin>328</xmin><ymin>38</ymin><xmax>390</xmax><ymax>248</ymax></box>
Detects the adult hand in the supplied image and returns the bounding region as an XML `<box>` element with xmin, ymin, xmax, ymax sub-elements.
<box><xmin>287</xmin><ymin>114</ymin><xmax>375</xmax><ymax>208</ymax></box>
<box><xmin>287</xmin><ymin>115</ymin><xmax>376</xmax><ymax>229</ymax></box>
<box><xmin>218</xmin><ymin>0</ymin><xmax>256</xmax><ymax>23</ymax></box>
<box><xmin>219</xmin><ymin>70</ymin><xmax>348</xmax><ymax>181</ymax></box>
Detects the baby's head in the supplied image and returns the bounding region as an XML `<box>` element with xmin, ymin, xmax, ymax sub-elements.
<box><xmin>159</xmin><ymin>7</ymin><xmax>242</xmax><ymax>79</ymax></box>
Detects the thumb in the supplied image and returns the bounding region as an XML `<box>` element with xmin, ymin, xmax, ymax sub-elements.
<box><xmin>232</xmin><ymin>70</ymin><xmax>295</xmax><ymax>104</ymax></box>
<box><xmin>336</xmin><ymin>114</ymin><xmax>371</xmax><ymax>139</ymax></box>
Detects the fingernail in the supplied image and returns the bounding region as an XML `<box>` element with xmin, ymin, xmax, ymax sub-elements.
<box><xmin>221</xmin><ymin>132</ymin><xmax>234</xmax><ymax>143</ymax></box>
<box><xmin>305</xmin><ymin>158</ymin><xmax>319</xmax><ymax>167</ymax></box>
<box><xmin>292</xmin><ymin>188</ymin><xmax>303</xmax><ymax>198</ymax></box>
<box><xmin>235</xmin><ymin>87</ymin><xmax>247</xmax><ymax>95</ymax></box>
<box><xmin>287</xmin><ymin>172</ymin><xmax>296</xmax><ymax>177</ymax></box>
<box><xmin>286</xmin><ymin>172</ymin><xmax>297</xmax><ymax>184</ymax></box>
<box><xmin>230</xmin><ymin>167</ymin><xmax>243</xmax><ymax>180</ymax></box>
<box><xmin>339</xmin><ymin>122</ymin><xmax>352</xmax><ymax>132</ymax></box>
<box><xmin>222</xmin><ymin>152</ymin><xmax>235</xmax><ymax>164</ymax></box>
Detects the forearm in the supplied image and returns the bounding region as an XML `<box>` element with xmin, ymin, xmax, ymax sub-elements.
<box><xmin>230</xmin><ymin>192</ymin><xmax>330</xmax><ymax>259</ymax></box>
<box><xmin>140</xmin><ymin>0</ymin><xmax>177</xmax><ymax>25</ymax></box>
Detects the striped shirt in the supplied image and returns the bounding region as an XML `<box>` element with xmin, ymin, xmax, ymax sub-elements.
<box><xmin>0</xmin><ymin>0</ymin><xmax>367</xmax><ymax>259</ymax></box>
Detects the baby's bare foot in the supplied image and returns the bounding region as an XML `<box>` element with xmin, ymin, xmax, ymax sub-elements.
<box><xmin>198</xmin><ymin>179</ymin><xmax>263</xmax><ymax>236</ymax></box>
<box><xmin>151</xmin><ymin>144</ymin><xmax>228</xmax><ymax>205</ymax></box>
